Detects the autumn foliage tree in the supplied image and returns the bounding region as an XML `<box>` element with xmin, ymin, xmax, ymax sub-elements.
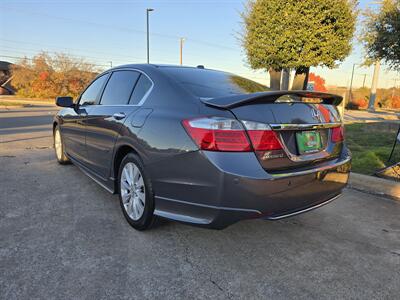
<box><xmin>11</xmin><ymin>52</ymin><xmax>99</xmax><ymax>99</ymax></box>
<box><xmin>308</xmin><ymin>73</ymin><xmax>327</xmax><ymax>92</ymax></box>
<box><xmin>241</xmin><ymin>0</ymin><xmax>357</xmax><ymax>90</ymax></box>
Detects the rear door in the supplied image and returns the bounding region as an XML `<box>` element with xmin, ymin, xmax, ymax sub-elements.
<box><xmin>61</xmin><ymin>73</ymin><xmax>109</xmax><ymax>164</ymax></box>
<box><xmin>85</xmin><ymin>70</ymin><xmax>153</xmax><ymax>179</ymax></box>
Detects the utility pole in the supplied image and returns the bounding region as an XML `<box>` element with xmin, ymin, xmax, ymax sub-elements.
<box><xmin>368</xmin><ymin>60</ymin><xmax>380</xmax><ymax>111</ymax></box>
<box><xmin>392</xmin><ymin>78</ymin><xmax>398</xmax><ymax>100</ymax></box>
<box><xmin>146</xmin><ymin>8</ymin><xmax>154</xmax><ymax>64</ymax></box>
<box><xmin>180</xmin><ymin>38</ymin><xmax>185</xmax><ymax>65</ymax></box>
<box><xmin>362</xmin><ymin>74</ymin><xmax>367</xmax><ymax>88</ymax></box>
<box><xmin>109</xmin><ymin>61</ymin><xmax>113</xmax><ymax>68</ymax></box>
<box><xmin>348</xmin><ymin>63</ymin><xmax>356</xmax><ymax>105</ymax></box>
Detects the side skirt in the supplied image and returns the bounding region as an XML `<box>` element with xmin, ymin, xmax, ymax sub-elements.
<box><xmin>67</xmin><ymin>154</ymin><xmax>115</xmax><ymax>194</ymax></box>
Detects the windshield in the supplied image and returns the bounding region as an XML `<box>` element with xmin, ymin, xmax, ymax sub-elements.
<box><xmin>159</xmin><ymin>66</ymin><xmax>269</xmax><ymax>98</ymax></box>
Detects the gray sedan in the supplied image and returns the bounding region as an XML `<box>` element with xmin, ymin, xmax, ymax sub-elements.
<box><xmin>53</xmin><ymin>64</ymin><xmax>351</xmax><ymax>230</ymax></box>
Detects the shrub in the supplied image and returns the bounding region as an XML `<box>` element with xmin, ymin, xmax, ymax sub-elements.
<box><xmin>353</xmin><ymin>98</ymin><xmax>368</xmax><ymax>109</ymax></box>
<box><xmin>391</xmin><ymin>95</ymin><xmax>400</xmax><ymax>108</ymax></box>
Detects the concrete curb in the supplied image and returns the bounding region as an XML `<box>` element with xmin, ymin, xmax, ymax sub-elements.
<box><xmin>348</xmin><ymin>173</ymin><xmax>400</xmax><ymax>201</ymax></box>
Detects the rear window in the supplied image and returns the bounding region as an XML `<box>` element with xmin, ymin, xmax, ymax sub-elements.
<box><xmin>159</xmin><ymin>67</ymin><xmax>268</xmax><ymax>98</ymax></box>
<box><xmin>129</xmin><ymin>74</ymin><xmax>152</xmax><ymax>105</ymax></box>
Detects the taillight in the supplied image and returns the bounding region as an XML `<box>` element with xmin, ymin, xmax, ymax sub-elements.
<box><xmin>182</xmin><ymin>117</ymin><xmax>251</xmax><ymax>152</ymax></box>
<box><xmin>183</xmin><ymin>117</ymin><xmax>283</xmax><ymax>152</ymax></box>
<box><xmin>242</xmin><ymin>120</ymin><xmax>283</xmax><ymax>151</ymax></box>
<box><xmin>331</xmin><ymin>126</ymin><xmax>344</xmax><ymax>143</ymax></box>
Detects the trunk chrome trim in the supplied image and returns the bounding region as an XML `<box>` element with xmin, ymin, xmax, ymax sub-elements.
<box><xmin>275</xmin><ymin>129</ymin><xmax>332</xmax><ymax>162</ymax></box>
<box><xmin>270</xmin><ymin>122</ymin><xmax>342</xmax><ymax>131</ymax></box>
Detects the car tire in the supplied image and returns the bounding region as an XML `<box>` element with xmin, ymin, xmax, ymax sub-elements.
<box><xmin>118</xmin><ymin>153</ymin><xmax>156</xmax><ymax>230</ymax></box>
<box><xmin>53</xmin><ymin>125</ymin><xmax>70</xmax><ymax>165</ymax></box>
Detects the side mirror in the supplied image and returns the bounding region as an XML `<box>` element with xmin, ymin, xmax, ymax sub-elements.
<box><xmin>56</xmin><ymin>96</ymin><xmax>74</xmax><ymax>108</ymax></box>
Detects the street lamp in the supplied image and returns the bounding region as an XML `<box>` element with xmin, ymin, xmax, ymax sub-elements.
<box><xmin>180</xmin><ymin>38</ymin><xmax>185</xmax><ymax>65</ymax></box>
<box><xmin>146</xmin><ymin>8</ymin><xmax>154</xmax><ymax>64</ymax></box>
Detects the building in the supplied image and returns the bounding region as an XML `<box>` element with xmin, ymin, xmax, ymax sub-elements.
<box><xmin>0</xmin><ymin>61</ymin><xmax>15</xmax><ymax>95</ymax></box>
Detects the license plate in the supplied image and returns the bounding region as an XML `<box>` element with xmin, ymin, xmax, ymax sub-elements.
<box><xmin>296</xmin><ymin>131</ymin><xmax>322</xmax><ymax>154</ymax></box>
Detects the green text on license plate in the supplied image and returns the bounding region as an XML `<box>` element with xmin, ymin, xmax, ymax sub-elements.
<box><xmin>296</xmin><ymin>131</ymin><xmax>322</xmax><ymax>154</ymax></box>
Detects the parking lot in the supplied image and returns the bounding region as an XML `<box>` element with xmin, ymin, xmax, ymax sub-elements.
<box><xmin>1</xmin><ymin>105</ymin><xmax>400</xmax><ymax>299</ymax></box>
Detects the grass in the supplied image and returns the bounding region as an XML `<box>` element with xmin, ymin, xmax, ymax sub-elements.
<box><xmin>345</xmin><ymin>122</ymin><xmax>400</xmax><ymax>175</ymax></box>
<box><xmin>0</xmin><ymin>101</ymin><xmax>26</xmax><ymax>107</ymax></box>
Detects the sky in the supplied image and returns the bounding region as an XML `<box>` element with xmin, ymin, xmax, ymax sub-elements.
<box><xmin>0</xmin><ymin>0</ymin><xmax>399</xmax><ymax>89</ymax></box>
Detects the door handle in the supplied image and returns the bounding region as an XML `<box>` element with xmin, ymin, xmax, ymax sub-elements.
<box><xmin>113</xmin><ymin>112</ymin><xmax>126</xmax><ymax>120</ymax></box>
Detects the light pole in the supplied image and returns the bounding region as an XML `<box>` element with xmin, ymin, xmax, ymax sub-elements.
<box><xmin>180</xmin><ymin>38</ymin><xmax>185</xmax><ymax>65</ymax></box>
<box><xmin>146</xmin><ymin>8</ymin><xmax>154</xmax><ymax>64</ymax></box>
<box><xmin>348</xmin><ymin>63</ymin><xmax>356</xmax><ymax>106</ymax></box>
<box><xmin>368</xmin><ymin>60</ymin><xmax>380</xmax><ymax>111</ymax></box>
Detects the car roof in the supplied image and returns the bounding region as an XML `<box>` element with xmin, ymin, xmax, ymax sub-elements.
<box><xmin>109</xmin><ymin>63</ymin><xmax>216</xmax><ymax>72</ymax></box>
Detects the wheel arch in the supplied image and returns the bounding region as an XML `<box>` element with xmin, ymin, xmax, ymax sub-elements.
<box><xmin>112</xmin><ymin>144</ymin><xmax>141</xmax><ymax>192</ymax></box>
<box><xmin>52</xmin><ymin>121</ymin><xmax>58</xmax><ymax>133</ymax></box>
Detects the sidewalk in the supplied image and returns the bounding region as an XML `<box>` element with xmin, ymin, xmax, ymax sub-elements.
<box><xmin>345</xmin><ymin>109</ymin><xmax>400</xmax><ymax>123</ymax></box>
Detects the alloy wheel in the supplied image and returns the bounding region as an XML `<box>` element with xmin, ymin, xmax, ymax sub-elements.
<box><xmin>54</xmin><ymin>128</ymin><xmax>62</xmax><ymax>161</ymax></box>
<box><xmin>120</xmin><ymin>162</ymin><xmax>146</xmax><ymax>221</ymax></box>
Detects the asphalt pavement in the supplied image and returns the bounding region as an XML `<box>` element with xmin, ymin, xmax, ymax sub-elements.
<box><xmin>1</xmin><ymin>105</ymin><xmax>400</xmax><ymax>299</ymax></box>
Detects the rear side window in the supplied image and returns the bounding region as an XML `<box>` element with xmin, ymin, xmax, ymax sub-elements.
<box><xmin>100</xmin><ymin>70</ymin><xmax>140</xmax><ymax>105</ymax></box>
<box><xmin>79</xmin><ymin>74</ymin><xmax>108</xmax><ymax>105</ymax></box>
<box><xmin>129</xmin><ymin>74</ymin><xmax>152</xmax><ymax>105</ymax></box>
<box><xmin>159</xmin><ymin>67</ymin><xmax>268</xmax><ymax>98</ymax></box>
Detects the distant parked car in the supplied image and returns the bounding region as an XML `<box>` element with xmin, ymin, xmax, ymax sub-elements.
<box><xmin>53</xmin><ymin>64</ymin><xmax>351</xmax><ymax>230</ymax></box>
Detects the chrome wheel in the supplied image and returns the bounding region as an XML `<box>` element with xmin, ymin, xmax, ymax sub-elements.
<box><xmin>54</xmin><ymin>128</ymin><xmax>62</xmax><ymax>160</ymax></box>
<box><xmin>120</xmin><ymin>162</ymin><xmax>146</xmax><ymax>221</ymax></box>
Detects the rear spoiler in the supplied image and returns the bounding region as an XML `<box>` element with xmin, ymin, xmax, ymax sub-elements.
<box><xmin>200</xmin><ymin>90</ymin><xmax>343</xmax><ymax>109</ymax></box>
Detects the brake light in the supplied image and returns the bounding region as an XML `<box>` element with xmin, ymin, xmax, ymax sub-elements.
<box><xmin>241</xmin><ymin>120</ymin><xmax>283</xmax><ymax>151</ymax></box>
<box><xmin>182</xmin><ymin>117</ymin><xmax>251</xmax><ymax>152</ymax></box>
<box><xmin>331</xmin><ymin>126</ymin><xmax>344</xmax><ymax>143</ymax></box>
<box><xmin>246</xmin><ymin>130</ymin><xmax>282</xmax><ymax>150</ymax></box>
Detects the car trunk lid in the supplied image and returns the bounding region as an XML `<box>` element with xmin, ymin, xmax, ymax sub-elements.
<box><xmin>201</xmin><ymin>91</ymin><xmax>344</xmax><ymax>172</ymax></box>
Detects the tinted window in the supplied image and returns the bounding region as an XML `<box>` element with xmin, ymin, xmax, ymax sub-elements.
<box><xmin>129</xmin><ymin>74</ymin><xmax>152</xmax><ymax>105</ymax></box>
<box><xmin>159</xmin><ymin>67</ymin><xmax>268</xmax><ymax>98</ymax></box>
<box><xmin>79</xmin><ymin>74</ymin><xmax>108</xmax><ymax>105</ymax></box>
<box><xmin>100</xmin><ymin>71</ymin><xmax>140</xmax><ymax>105</ymax></box>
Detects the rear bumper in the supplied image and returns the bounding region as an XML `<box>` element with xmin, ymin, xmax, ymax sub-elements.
<box><xmin>151</xmin><ymin>149</ymin><xmax>351</xmax><ymax>229</ymax></box>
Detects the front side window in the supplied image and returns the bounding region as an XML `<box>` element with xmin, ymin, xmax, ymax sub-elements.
<box><xmin>79</xmin><ymin>73</ymin><xmax>108</xmax><ymax>105</ymax></box>
<box><xmin>100</xmin><ymin>70</ymin><xmax>140</xmax><ymax>105</ymax></box>
<box><xmin>129</xmin><ymin>74</ymin><xmax>152</xmax><ymax>105</ymax></box>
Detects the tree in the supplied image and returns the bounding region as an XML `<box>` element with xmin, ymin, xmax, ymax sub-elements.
<box><xmin>308</xmin><ymin>73</ymin><xmax>327</xmax><ymax>92</ymax></box>
<box><xmin>241</xmin><ymin>0</ymin><xmax>357</xmax><ymax>90</ymax></box>
<box><xmin>11</xmin><ymin>52</ymin><xmax>99</xmax><ymax>99</ymax></box>
<box><xmin>362</xmin><ymin>0</ymin><xmax>400</xmax><ymax>70</ymax></box>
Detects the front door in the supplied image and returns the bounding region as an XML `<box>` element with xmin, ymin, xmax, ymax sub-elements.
<box><xmin>61</xmin><ymin>105</ymin><xmax>89</xmax><ymax>163</ymax></box>
<box><xmin>62</xmin><ymin>73</ymin><xmax>109</xmax><ymax>165</ymax></box>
